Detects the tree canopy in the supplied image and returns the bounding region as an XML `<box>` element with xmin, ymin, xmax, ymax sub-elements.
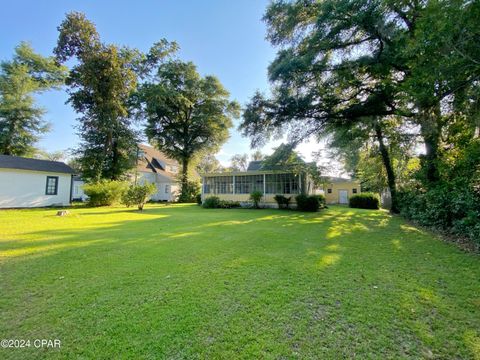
<box><xmin>240</xmin><ymin>0</ymin><xmax>480</xmax><ymax>213</ymax></box>
<box><xmin>54</xmin><ymin>12</ymin><xmax>176</xmax><ymax>181</ymax></box>
<box><xmin>137</xmin><ymin>60</ymin><xmax>240</xmax><ymax>199</ymax></box>
<box><xmin>0</xmin><ymin>42</ymin><xmax>66</xmax><ymax>156</ymax></box>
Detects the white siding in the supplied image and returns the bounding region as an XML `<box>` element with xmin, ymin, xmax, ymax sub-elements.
<box><xmin>0</xmin><ymin>169</ymin><xmax>72</xmax><ymax>208</ymax></box>
<box><xmin>136</xmin><ymin>171</ymin><xmax>178</xmax><ymax>202</ymax></box>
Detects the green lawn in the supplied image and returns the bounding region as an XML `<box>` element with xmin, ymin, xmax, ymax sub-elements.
<box><xmin>0</xmin><ymin>204</ymin><xmax>479</xmax><ymax>359</ymax></box>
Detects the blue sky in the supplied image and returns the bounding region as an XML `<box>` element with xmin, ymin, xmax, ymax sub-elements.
<box><xmin>1</xmin><ymin>0</ymin><xmax>328</xmax><ymax>167</ymax></box>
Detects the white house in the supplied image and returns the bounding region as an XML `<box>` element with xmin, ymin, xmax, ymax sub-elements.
<box><xmin>135</xmin><ymin>144</ymin><xmax>180</xmax><ymax>201</ymax></box>
<box><xmin>0</xmin><ymin>155</ymin><xmax>74</xmax><ymax>208</ymax></box>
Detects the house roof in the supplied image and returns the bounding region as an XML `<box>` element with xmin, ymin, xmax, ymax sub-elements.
<box><xmin>0</xmin><ymin>155</ymin><xmax>74</xmax><ymax>174</ymax></box>
<box><xmin>323</xmin><ymin>176</ymin><xmax>357</xmax><ymax>183</ymax></box>
<box><xmin>247</xmin><ymin>161</ymin><xmax>263</xmax><ymax>171</ymax></box>
<box><xmin>136</xmin><ymin>144</ymin><xmax>178</xmax><ymax>180</ymax></box>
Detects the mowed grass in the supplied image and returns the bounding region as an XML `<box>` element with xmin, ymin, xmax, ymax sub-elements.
<box><xmin>0</xmin><ymin>204</ymin><xmax>479</xmax><ymax>359</ymax></box>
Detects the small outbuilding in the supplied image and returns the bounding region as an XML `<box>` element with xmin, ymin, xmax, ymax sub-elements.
<box><xmin>323</xmin><ymin>177</ymin><xmax>361</xmax><ymax>205</ymax></box>
<box><xmin>0</xmin><ymin>155</ymin><xmax>74</xmax><ymax>208</ymax></box>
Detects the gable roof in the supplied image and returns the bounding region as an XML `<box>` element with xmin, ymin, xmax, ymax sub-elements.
<box><xmin>137</xmin><ymin>144</ymin><xmax>178</xmax><ymax>179</ymax></box>
<box><xmin>247</xmin><ymin>161</ymin><xmax>262</xmax><ymax>171</ymax></box>
<box><xmin>0</xmin><ymin>155</ymin><xmax>74</xmax><ymax>174</ymax></box>
<box><xmin>323</xmin><ymin>176</ymin><xmax>356</xmax><ymax>183</ymax></box>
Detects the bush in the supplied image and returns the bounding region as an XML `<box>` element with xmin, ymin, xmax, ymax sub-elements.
<box><xmin>83</xmin><ymin>180</ymin><xmax>128</xmax><ymax>207</ymax></box>
<box><xmin>122</xmin><ymin>183</ymin><xmax>157</xmax><ymax>211</ymax></box>
<box><xmin>202</xmin><ymin>196</ymin><xmax>221</xmax><ymax>208</ymax></box>
<box><xmin>178</xmin><ymin>181</ymin><xmax>201</xmax><ymax>203</ymax></box>
<box><xmin>398</xmin><ymin>183</ymin><xmax>480</xmax><ymax>245</ymax></box>
<box><xmin>218</xmin><ymin>200</ymin><xmax>241</xmax><ymax>209</ymax></box>
<box><xmin>349</xmin><ymin>193</ymin><xmax>380</xmax><ymax>209</ymax></box>
<box><xmin>202</xmin><ymin>196</ymin><xmax>241</xmax><ymax>209</ymax></box>
<box><xmin>295</xmin><ymin>194</ymin><xmax>320</xmax><ymax>212</ymax></box>
<box><xmin>312</xmin><ymin>194</ymin><xmax>326</xmax><ymax>208</ymax></box>
<box><xmin>196</xmin><ymin>193</ymin><xmax>202</xmax><ymax>205</ymax></box>
<box><xmin>250</xmin><ymin>190</ymin><xmax>263</xmax><ymax>209</ymax></box>
<box><xmin>274</xmin><ymin>195</ymin><xmax>291</xmax><ymax>209</ymax></box>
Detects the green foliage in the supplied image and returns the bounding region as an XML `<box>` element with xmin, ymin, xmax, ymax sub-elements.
<box><xmin>55</xmin><ymin>12</ymin><xmax>176</xmax><ymax>181</ymax></box>
<box><xmin>196</xmin><ymin>193</ymin><xmax>202</xmax><ymax>205</ymax></box>
<box><xmin>398</xmin><ymin>140</ymin><xmax>480</xmax><ymax>246</ymax></box>
<box><xmin>295</xmin><ymin>194</ymin><xmax>320</xmax><ymax>212</ymax></box>
<box><xmin>201</xmin><ymin>196</ymin><xmax>240</xmax><ymax>209</ymax></box>
<box><xmin>177</xmin><ymin>180</ymin><xmax>200</xmax><ymax>203</ymax></box>
<box><xmin>195</xmin><ymin>153</ymin><xmax>223</xmax><ymax>174</ymax></box>
<box><xmin>274</xmin><ymin>194</ymin><xmax>291</xmax><ymax>209</ymax></box>
<box><xmin>122</xmin><ymin>183</ymin><xmax>157</xmax><ymax>211</ymax></box>
<box><xmin>241</xmin><ymin>0</ymin><xmax>480</xmax><ymax>214</ymax></box>
<box><xmin>349</xmin><ymin>193</ymin><xmax>380</xmax><ymax>210</ymax></box>
<box><xmin>83</xmin><ymin>180</ymin><xmax>128</xmax><ymax>207</ymax></box>
<box><xmin>138</xmin><ymin>60</ymin><xmax>239</xmax><ymax>200</ymax></box>
<box><xmin>217</xmin><ymin>200</ymin><xmax>241</xmax><ymax>209</ymax></box>
<box><xmin>313</xmin><ymin>194</ymin><xmax>326</xmax><ymax>208</ymax></box>
<box><xmin>0</xmin><ymin>42</ymin><xmax>67</xmax><ymax>156</ymax></box>
<box><xmin>249</xmin><ymin>190</ymin><xmax>263</xmax><ymax>209</ymax></box>
<box><xmin>202</xmin><ymin>196</ymin><xmax>220</xmax><ymax>209</ymax></box>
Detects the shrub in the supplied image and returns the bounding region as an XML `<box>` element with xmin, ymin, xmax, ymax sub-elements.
<box><xmin>196</xmin><ymin>193</ymin><xmax>202</xmax><ymax>205</ymax></box>
<box><xmin>202</xmin><ymin>196</ymin><xmax>221</xmax><ymax>208</ymax></box>
<box><xmin>83</xmin><ymin>180</ymin><xmax>128</xmax><ymax>207</ymax></box>
<box><xmin>349</xmin><ymin>193</ymin><xmax>380</xmax><ymax>209</ymax></box>
<box><xmin>201</xmin><ymin>196</ymin><xmax>240</xmax><ymax>209</ymax></box>
<box><xmin>218</xmin><ymin>200</ymin><xmax>241</xmax><ymax>209</ymax></box>
<box><xmin>312</xmin><ymin>194</ymin><xmax>326</xmax><ymax>208</ymax></box>
<box><xmin>122</xmin><ymin>183</ymin><xmax>157</xmax><ymax>211</ymax></box>
<box><xmin>274</xmin><ymin>195</ymin><xmax>291</xmax><ymax>209</ymax></box>
<box><xmin>398</xmin><ymin>182</ymin><xmax>480</xmax><ymax>246</ymax></box>
<box><xmin>250</xmin><ymin>190</ymin><xmax>263</xmax><ymax>209</ymax></box>
<box><xmin>178</xmin><ymin>181</ymin><xmax>201</xmax><ymax>203</ymax></box>
<box><xmin>295</xmin><ymin>194</ymin><xmax>320</xmax><ymax>212</ymax></box>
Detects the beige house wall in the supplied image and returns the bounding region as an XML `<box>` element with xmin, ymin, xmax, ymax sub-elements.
<box><xmin>203</xmin><ymin>193</ymin><xmax>299</xmax><ymax>206</ymax></box>
<box><xmin>201</xmin><ymin>171</ymin><xmax>315</xmax><ymax>207</ymax></box>
<box><xmin>323</xmin><ymin>181</ymin><xmax>361</xmax><ymax>204</ymax></box>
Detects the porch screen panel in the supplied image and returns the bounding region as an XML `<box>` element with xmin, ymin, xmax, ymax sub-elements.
<box><xmin>204</xmin><ymin>176</ymin><xmax>233</xmax><ymax>194</ymax></box>
<box><xmin>235</xmin><ymin>175</ymin><xmax>264</xmax><ymax>194</ymax></box>
<box><xmin>265</xmin><ymin>173</ymin><xmax>299</xmax><ymax>194</ymax></box>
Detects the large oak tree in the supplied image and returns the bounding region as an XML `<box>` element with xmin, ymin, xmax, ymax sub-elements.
<box><xmin>137</xmin><ymin>60</ymin><xmax>239</xmax><ymax>200</ymax></box>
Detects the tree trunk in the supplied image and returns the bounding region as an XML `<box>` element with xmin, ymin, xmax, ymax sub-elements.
<box><xmin>111</xmin><ymin>138</ymin><xmax>119</xmax><ymax>180</ymax></box>
<box><xmin>374</xmin><ymin>122</ymin><xmax>399</xmax><ymax>213</ymax></box>
<box><xmin>181</xmin><ymin>157</ymin><xmax>189</xmax><ymax>200</ymax></box>
<box><xmin>419</xmin><ymin>108</ymin><xmax>441</xmax><ymax>184</ymax></box>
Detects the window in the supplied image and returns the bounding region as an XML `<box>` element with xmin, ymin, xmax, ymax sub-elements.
<box><xmin>352</xmin><ymin>188</ymin><xmax>357</xmax><ymax>194</ymax></box>
<box><xmin>45</xmin><ymin>176</ymin><xmax>58</xmax><ymax>195</ymax></box>
<box><xmin>235</xmin><ymin>175</ymin><xmax>263</xmax><ymax>194</ymax></box>
<box><xmin>203</xmin><ymin>176</ymin><xmax>233</xmax><ymax>194</ymax></box>
<box><xmin>165</xmin><ymin>184</ymin><xmax>170</xmax><ymax>193</ymax></box>
<box><xmin>327</xmin><ymin>188</ymin><xmax>332</xmax><ymax>194</ymax></box>
<box><xmin>265</xmin><ymin>173</ymin><xmax>299</xmax><ymax>194</ymax></box>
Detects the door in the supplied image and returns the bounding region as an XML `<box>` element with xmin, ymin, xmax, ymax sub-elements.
<box><xmin>338</xmin><ymin>190</ymin><xmax>348</xmax><ymax>204</ymax></box>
